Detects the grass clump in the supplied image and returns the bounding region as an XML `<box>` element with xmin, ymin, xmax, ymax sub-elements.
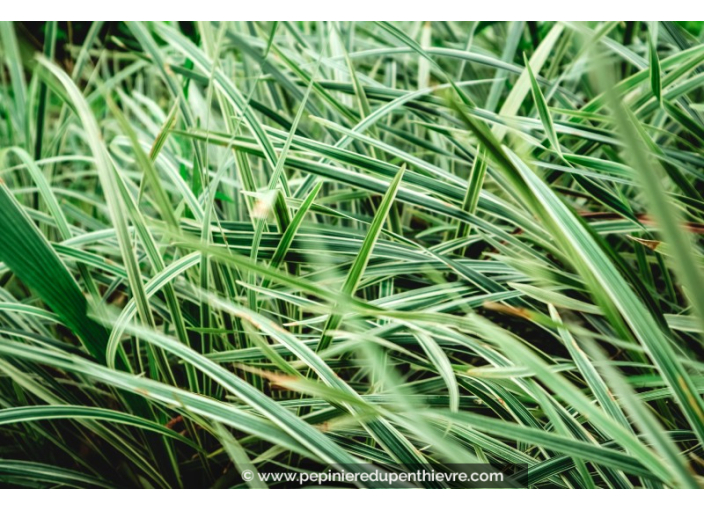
<box><xmin>0</xmin><ymin>21</ymin><xmax>703</xmax><ymax>488</ymax></box>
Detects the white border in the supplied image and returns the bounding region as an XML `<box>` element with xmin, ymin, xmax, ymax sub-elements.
<box><xmin>0</xmin><ymin>9</ymin><xmax>700</xmax><ymax>21</ymax></box>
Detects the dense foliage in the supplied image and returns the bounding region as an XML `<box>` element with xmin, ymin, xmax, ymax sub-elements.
<box><xmin>0</xmin><ymin>21</ymin><xmax>703</xmax><ymax>488</ymax></box>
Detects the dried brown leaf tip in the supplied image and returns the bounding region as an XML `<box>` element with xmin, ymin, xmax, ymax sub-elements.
<box><xmin>627</xmin><ymin>235</ymin><xmax>662</xmax><ymax>251</ymax></box>
<box><xmin>483</xmin><ymin>301</ymin><xmax>532</xmax><ymax>320</ymax></box>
